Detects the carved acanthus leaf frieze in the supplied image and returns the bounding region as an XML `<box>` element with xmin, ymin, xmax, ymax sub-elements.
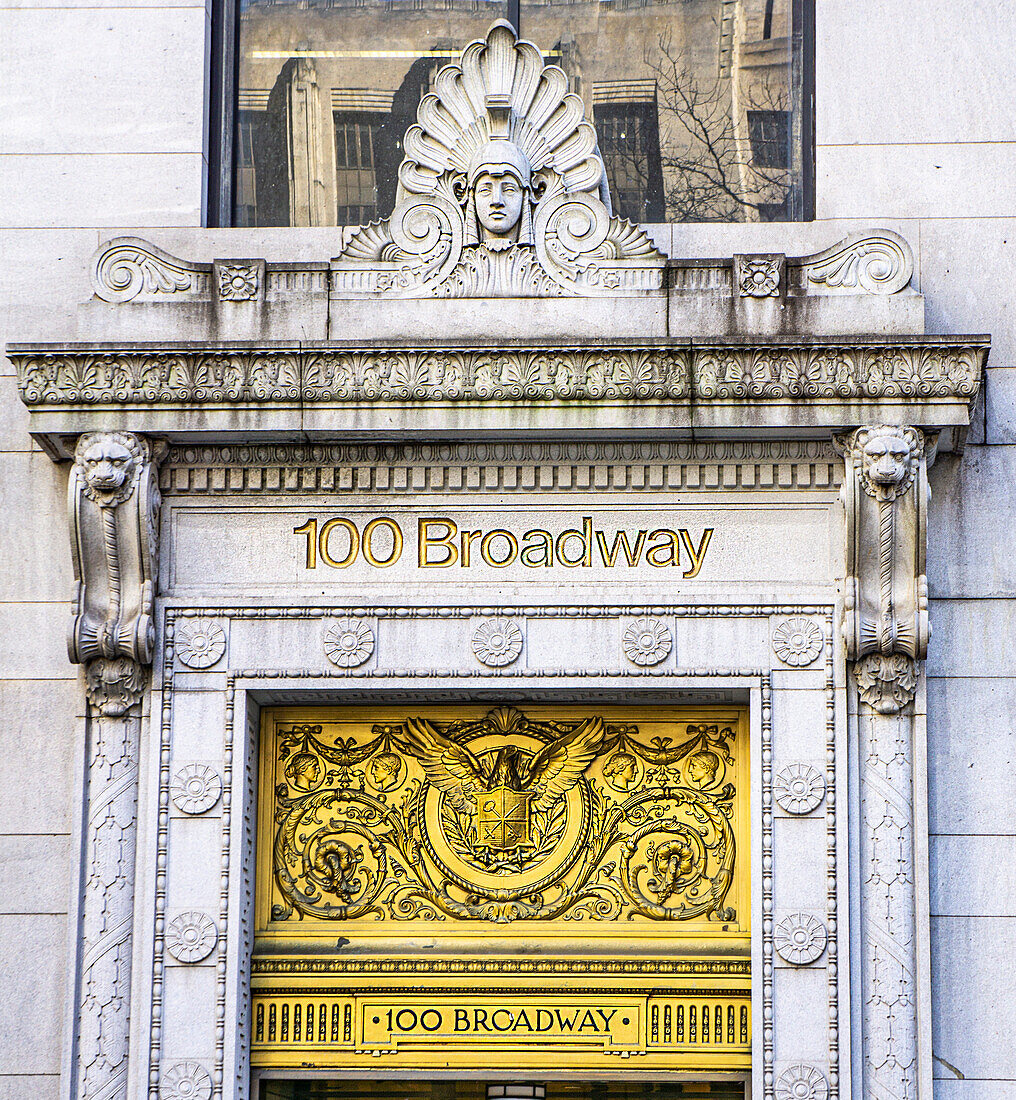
<box><xmin>12</xmin><ymin>342</ymin><xmax>983</xmax><ymax>408</ymax></box>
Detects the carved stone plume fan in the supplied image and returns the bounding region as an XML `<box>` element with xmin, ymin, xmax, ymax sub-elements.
<box><xmin>333</xmin><ymin>21</ymin><xmax>665</xmax><ymax>299</ymax></box>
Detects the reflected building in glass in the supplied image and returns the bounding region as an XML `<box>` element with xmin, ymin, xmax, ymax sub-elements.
<box><xmin>235</xmin><ymin>0</ymin><xmax>802</xmax><ymax>227</ymax></box>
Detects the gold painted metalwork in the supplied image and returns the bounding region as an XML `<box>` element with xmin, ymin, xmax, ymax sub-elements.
<box><xmin>253</xmin><ymin>705</ymin><xmax>750</xmax><ymax>1074</ymax></box>
<box><xmin>257</xmin><ymin>706</ymin><xmax>748</xmax><ymax>942</ymax></box>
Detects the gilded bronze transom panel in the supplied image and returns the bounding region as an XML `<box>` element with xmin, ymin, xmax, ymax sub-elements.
<box><xmin>257</xmin><ymin>705</ymin><xmax>749</xmax><ymax>947</ymax></box>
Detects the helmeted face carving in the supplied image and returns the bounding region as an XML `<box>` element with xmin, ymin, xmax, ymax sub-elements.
<box><xmin>474</xmin><ymin>170</ymin><xmax>526</xmax><ymax>237</ymax></box>
<box><xmin>76</xmin><ymin>433</ymin><xmax>141</xmax><ymax>506</ymax></box>
<box><xmin>466</xmin><ymin>138</ymin><xmax>533</xmax><ymax>248</ymax></box>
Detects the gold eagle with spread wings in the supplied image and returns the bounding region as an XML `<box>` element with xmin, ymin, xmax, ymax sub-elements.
<box><xmin>401</xmin><ymin>716</ymin><xmax>604</xmax><ymax>855</ymax></box>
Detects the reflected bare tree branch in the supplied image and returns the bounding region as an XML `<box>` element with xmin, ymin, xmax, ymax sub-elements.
<box><xmin>644</xmin><ymin>32</ymin><xmax>792</xmax><ymax>222</ymax></box>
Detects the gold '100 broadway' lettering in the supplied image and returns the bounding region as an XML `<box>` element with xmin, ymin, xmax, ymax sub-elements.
<box><xmin>293</xmin><ymin>516</ymin><xmax>713</xmax><ymax>577</ymax></box>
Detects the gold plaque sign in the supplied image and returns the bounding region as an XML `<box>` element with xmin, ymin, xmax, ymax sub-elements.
<box><xmin>250</xmin><ymin>989</ymin><xmax>750</xmax><ymax>1070</ymax></box>
<box><xmin>257</xmin><ymin>705</ymin><xmax>748</xmax><ymax>944</ymax></box>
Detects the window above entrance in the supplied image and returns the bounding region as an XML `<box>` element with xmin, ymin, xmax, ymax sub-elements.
<box><xmin>230</xmin><ymin>0</ymin><xmax>809</xmax><ymax>227</ymax></box>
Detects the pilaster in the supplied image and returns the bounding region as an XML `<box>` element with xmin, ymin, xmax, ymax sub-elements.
<box><xmin>68</xmin><ymin>431</ymin><xmax>165</xmax><ymax>1100</ymax></box>
<box><xmin>839</xmin><ymin>425</ymin><xmax>932</xmax><ymax>1100</ymax></box>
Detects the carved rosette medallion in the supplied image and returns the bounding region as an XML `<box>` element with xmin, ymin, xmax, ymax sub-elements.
<box><xmin>323</xmin><ymin>618</ymin><xmax>375</xmax><ymax>668</ymax></box>
<box><xmin>774</xmin><ymin>913</ymin><xmax>827</xmax><ymax>965</ymax></box>
<box><xmin>175</xmin><ymin>617</ymin><xmax>227</xmax><ymax>669</ymax></box>
<box><xmin>737</xmin><ymin>256</ymin><xmax>782</xmax><ymax>298</ymax></box>
<box><xmin>166</xmin><ymin>912</ymin><xmax>218</xmax><ymax>963</ymax></box>
<box><xmin>772</xmin><ymin>617</ymin><xmax>823</xmax><ymax>667</ymax></box>
<box><xmin>471</xmin><ymin>618</ymin><xmax>524</xmax><ymax>667</ymax></box>
<box><xmin>265</xmin><ymin>708</ymin><xmax>743</xmax><ymax>926</ymax></box>
<box><xmin>170</xmin><ymin>764</ymin><xmax>222</xmax><ymax>814</ymax></box>
<box><xmin>775</xmin><ymin>1065</ymin><xmax>829</xmax><ymax>1100</ymax></box>
<box><xmin>160</xmin><ymin>1061</ymin><xmax>213</xmax><ymax>1100</ymax></box>
<box><xmin>217</xmin><ymin>264</ymin><xmax>259</xmax><ymax>301</ymax></box>
<box><xmin>622</xmin><ymin>617</ymin><xmax>673</xmax><ymax>666</ymax></box>
<box><xmin>773</xmin><ymin>764</ymin><xmax>826</xmax><ymax>815</ymax></box>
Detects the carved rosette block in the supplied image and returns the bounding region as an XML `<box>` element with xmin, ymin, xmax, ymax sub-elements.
<box><xmin>775</xmin><ymin>1065</ymin><xmax>829</xmax><ymax>1100</ymax></box>
<box><xmin>771</xmin><ymin>617</ymin><xmax>823</xmax><ymax>667</ymax></box>
<box><xmin>472</xmin><ymin>617</ymin><xmax>524</xmax><ymax>667</ymax></box>
<box><xmin>175</xmin><ymin>617</ymin><xmax>227</xmax><ymax>669</ymax></box>
<box><xmin>166</xmin><ymin>912</ymin><xmax>218</xmax><ymax>963</ymax></box>
<box><xmin>774</xmin><ymin>913</ymin><xmax>827</xmax><ymax>965</ymax></box>
<box><xmin>160</xmin><ymin>1062</ymin><xmax>213</xmax><ymax>1100</ymax></box>
<box><xmin>735</xmin><ymin>254</ymin><xmax>784</xmax><ymax>298</ymax></box>
<box><xmin>773</xmin><ymin>764</ymin><xmax>825</xmax><ymax>815</ymax></box>
<box><xmin>171</xmin><ymin>763</ymin><xmax>223</xmax><ymax>814</ymax></box>
<box><xmin>323</xmin><ymin>617</ymin><xmax>375</xmax><ymax>668</ymax></box>
<box><xmin>622</xmin><ymin>617</ymin><xmax>673</xmax><ymax>666</ymax></box>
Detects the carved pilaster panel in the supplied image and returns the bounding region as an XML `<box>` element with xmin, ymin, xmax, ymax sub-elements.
<box><xmin>858</xmin><ymin>709</ymin><xmax>918</xmax><ymax>1100</ymax></box>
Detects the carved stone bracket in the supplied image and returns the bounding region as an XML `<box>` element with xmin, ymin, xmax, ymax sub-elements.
<box><xmin>838</xmin><ymin>424</ymin><xmax>933</xmax><ymax>714</ymax></box>
<box><xmin>69</xmin><ymin>430</ymin><xmax>166</xmax><ymax>684</ymax></box>
<box><xmin>68</xmin><ymin>430</ymin><xmax>166</xmax><ymax>1100</ymax></box>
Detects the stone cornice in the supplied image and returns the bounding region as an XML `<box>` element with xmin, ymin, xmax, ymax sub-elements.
<box><xmin>7</xmin><ymin>336</ymin><xmax>988</xmax><ymax>457</ymax></box>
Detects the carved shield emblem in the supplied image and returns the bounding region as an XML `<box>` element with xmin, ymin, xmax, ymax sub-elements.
<box><xmin>476</xmin><ymin>786</ymin><xmax>533</xmax><ymax>854</ymax></box>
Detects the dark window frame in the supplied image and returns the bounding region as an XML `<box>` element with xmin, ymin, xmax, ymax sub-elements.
<box><xmin>207</xmin><ymin>0</ymin><xmax>815</xmax><ymax>227</ymax></box>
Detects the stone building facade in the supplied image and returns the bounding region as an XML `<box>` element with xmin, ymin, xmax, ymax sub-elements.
<box><xmin>0</xmin><ymin>5</ymin><xmax>1014</xmax><ymax>1100</ymax></box>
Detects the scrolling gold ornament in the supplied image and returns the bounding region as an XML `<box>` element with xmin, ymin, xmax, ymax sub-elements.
<box><xmin>265</xmin><ymin>707</ymin><xmax>744</xmax><ymax>926</ymax></box>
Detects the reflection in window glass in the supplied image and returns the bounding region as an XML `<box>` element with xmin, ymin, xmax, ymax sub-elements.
<box><xmin>234</xmin><ymin>0</ymin><xmax>803</xmax><ymax>227</ymax></box>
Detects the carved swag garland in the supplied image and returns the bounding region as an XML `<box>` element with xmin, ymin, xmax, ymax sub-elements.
<box><xmin>269</xmin><ymin>707</ymin><xmax>738</xmax><ymax>925</ymax></box>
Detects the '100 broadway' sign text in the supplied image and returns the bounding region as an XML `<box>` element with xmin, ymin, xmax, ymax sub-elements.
<box><xmin>294</xmin><ymin>516</ymin><xmax>714</xmax><ymax>575</ymax></box>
